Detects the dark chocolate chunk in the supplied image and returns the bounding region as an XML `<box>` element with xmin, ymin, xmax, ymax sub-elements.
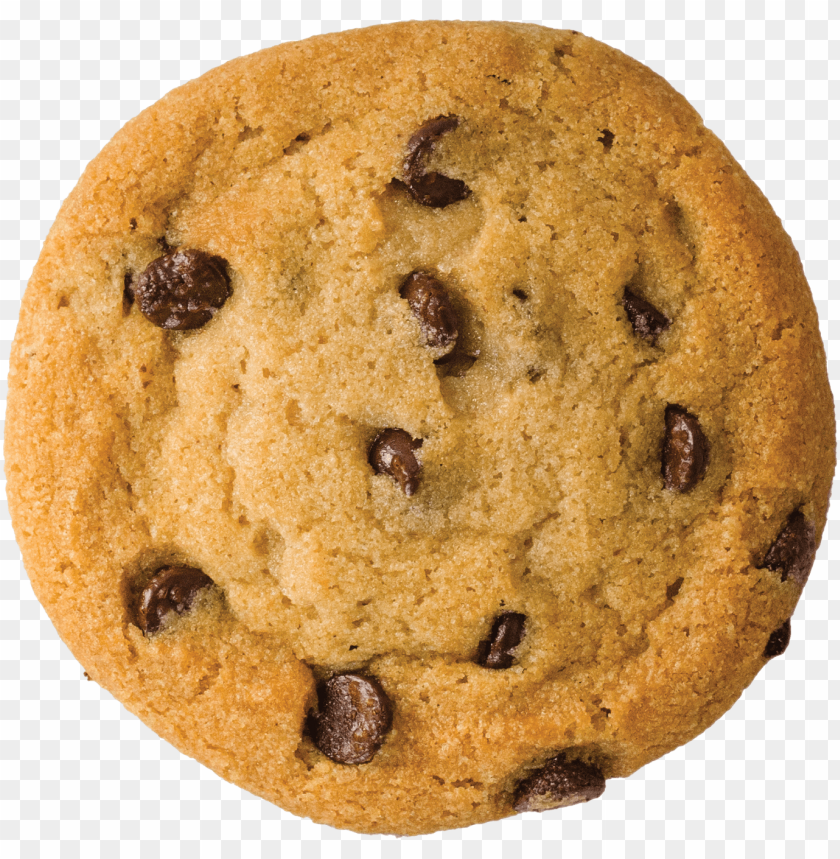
<box><xmin>623</xmin><ymin>288</ymin><xmax>670</xmax><ymax>342</ymax></box>
<box><xmin>764</xmin><ymin>618</ymin><xmax>791</xmax><ymax>659</ymax></box>
<box><xmin>403</xmin><ymin>115</ymin><xmax>471</xmax><ymax>208</ymax></box>
<box><xmin>403</xmin><ymin>172</ymin><xmax>471</xmax><ymax>209</ymax></box>
<box><xmin>369</xmin><ymin>429</ymin><xmax>423</xmax><ymax>496</ymax></box>
<box><xmin>514</xmin><ymin>757</ymin><xmax>606</xmax><ymax>813</ymax></box>
<box><xmin>311</xmin><ymin>673</ymin><xmax>392</xmax><ymax>765</ymax></box>
<box><xmin>665</xmin><ymin>577</ymin><xmax>684</xmax><ymax>600</ymax></box>
<box><xmin>137</xmin><ymin>565</ymin><xmax>213</xmax><ymax>635</ymax></box>
<box><xmin>662</xmin><ymin>405</ymin><xmax>708</xmax><ymax>493</ymax></box>
<box><xmin>598</xmin><ymin>129</ymin><xmax>615</xmax><ymax>151</ymax></box>
<box><xmin>477</xmin><ymin>612</ymin><xmax>526</xmax><ymax>669</ymax></box>
<box><xmin>134</xmin><ymin>249</ymin><xmax>230</xmax><ymax>330</ymax></box>
<box><xmin>762</xmin><ymin>510</ymin><xmax>816</xmax><ymax>587</ymax></box>
<box><xmin>435</xmin><ymin>348</ymin><xmax>479</xmax><ymax>377</ymax></box>
<box><xmin>399</xmin><ymin>271</ymin><xmax>459</xmax><ymax>355</ymax></box>
<box><xmin>122</xmin><ymin>271</ymin><xmax>134</xmax><ymax>315</ymax></box>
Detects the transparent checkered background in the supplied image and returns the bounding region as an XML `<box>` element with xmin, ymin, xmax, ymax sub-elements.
<box><xmin>1</xmin><ymin>1</ymin><xmax>838</xmax><ymax>857</ymax></box>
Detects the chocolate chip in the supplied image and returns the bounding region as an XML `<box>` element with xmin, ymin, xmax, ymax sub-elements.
<box><xmin>122</xmin><ymin>272</ymin><xmax>134</xmax><ymax>315</ymax></box>
<box><xmin>662</xmin><ymin>405</ymin><xmax>708</xmax><ymax>493</ymax></box>
<box><xmin>137</xmin><ymin>565</ymin><xmax>213</xmax><ymax>635</ymax></box>
<box><xmin>623</xmin><ymin>288</ymin><xmax>670</xmax><ymax>342</ymax></box>
<box><xmin>477</xmin><ymin>612</ymin><xmax>526</xmax><ymax>669</ymax></box>
<box><xmin>764</xmin><ymin>618</ymin><xmax>791</xmax><ymax>659</ymax></box>
<box><xmin>134</xmin><ymin>249</ymin><xmax>230</xmax><ymax>330</ymax></box>
<box><xmin>598</xmin><ymin>129</ymin><xmax>615</xmax><ymax>151</ymax></box>
<box><xmin>665</xmin><ymin>577</ymin><xmax>684</xmax><ymax>600</ymax></box>
<box><xmin>404</xmin><ymin>172</ymin><xmax>470</xmax><ymax>208</ymax></box>
<box><xmin>514</xmin><ymin>757</ymin><xmax>606</xmax><ymax>813</ymax></box>
<box><xmin>369</xmin><ymin>429</ymin><xmax>423</xmax><ymax>496</ymax></box>
<box><xmin>762</xmin><ymin>510</ymin><xmax>816</xmax><ymax>587</ymax></box>
<box><xmin>311</xmin><ymin>673</ymin><xmax>392</xmax><ymax>765</ymax></box>
<box><xmin>403</xmin><ymin>115</ymin><xmax>471</xmax><ymax>208</ymax></box>
<box><xmin>399</xmin><ymin>271</ymin><xmax>459</xmax><ymax>356</ymax></box>
<box><xmin>435</xmin><ymin>349</ymin><xmax>479</xmax><ymax>377</ymax></box>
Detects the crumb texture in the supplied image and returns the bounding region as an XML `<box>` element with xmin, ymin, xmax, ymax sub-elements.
<box><xmin>6</xmin><ymin>21</ymin><xmax>835</xmax><ymax>836</ymax></box>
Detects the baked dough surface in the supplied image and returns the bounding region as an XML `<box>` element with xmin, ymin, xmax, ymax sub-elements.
<box><xmin>7</xmin><ymin>21</ymin><xmax>834</xmax><ymax>834</ymax></box>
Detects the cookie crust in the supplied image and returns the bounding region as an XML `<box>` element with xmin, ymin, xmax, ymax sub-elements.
<box><xmin>7</xmin><ymin>22</ymin><xmax>835</xmax><ymax>835</ymax></box>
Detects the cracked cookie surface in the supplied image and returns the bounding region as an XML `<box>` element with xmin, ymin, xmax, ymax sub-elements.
<box><xmin>6</xmin><ymin>21</ymin><xmax>835</xmax><ymax>836</ymax></box>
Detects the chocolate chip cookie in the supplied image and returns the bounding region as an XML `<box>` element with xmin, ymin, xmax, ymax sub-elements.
<box><xmin>6</xmin><ymin>21</ymin><xmax>834</xmax><ymax>835</ymax></box>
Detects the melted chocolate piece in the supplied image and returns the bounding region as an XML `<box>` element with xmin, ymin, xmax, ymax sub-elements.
<box><xmin>311</xmin><ymin>673</ymin><xmax>392</xmax><ymax>765</ymax></box>
<box><xmin>764</xmin><ymin>619</ymin><xmax>791</xmax><ymax>659</ymax></box>
<box><xmin>514</xmin><ymin>757</ymin><xmax>606</xmax><ymax>813</ymax></box>
<box><xmin>598</xmin><ymin>129</ymin><xmax>615</xmax><ymax>151</ymax></box>
<box><xmin>134</xmin><ymin>249</ymin><xmax>230</xmax><ymax>330</ymax></box>
<box><xmin>662</xmin><ymin>405</ymin><xmax>708</xmax><ymax>493</ymax></box>
<box><xmin>137</xmin><ymin>566</ymin><xmax>213</xmax><ymax>634</ymax></box>
<box><xmin>435</xmin><ymin>349</ymin><xmax>479</xmax><ymax>377</ymax></box>
<box><xmin>122</xmin><ymin>271</ymin><xmax>134</xmax><ymax>315</ymax></box>
<box><xmin>369</xmin><ymin>429</ymin><xmax>423</xmax><ymax>496</ymax></box>
<box><xmin>399</xmin><ymin>271</ymin><xmax>459</xmax><ymax>355</ymax></box>
<box><xmin>477</xmin><ymin>612</ymin><xmax>526</xmax><ymax>669</ymax></box>
<box><xmin>623</xmin><ymin>288</ymin><xmax>671</xmax><ymax>342</ymax></box>
<box><xmin>403</xmin><ymin>115</ymin><xmax>471</xmax><ymax>208</ymax></box>
<box><xmin>762</xmin><ymin>510</ymin><xmax>816</xmax><ymax>587</ymax></box>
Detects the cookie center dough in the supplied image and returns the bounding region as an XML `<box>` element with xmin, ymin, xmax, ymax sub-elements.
<box><xmin>112</xmin><ymin>100</ymin><xmax>720</xmax><ymax>684</ymax></box>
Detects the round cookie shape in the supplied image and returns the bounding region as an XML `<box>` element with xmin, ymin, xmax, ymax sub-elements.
<box><xmin>6</xmin><ymin>21</ymin><xmax>834</xmax><ymax>836</ymax></box>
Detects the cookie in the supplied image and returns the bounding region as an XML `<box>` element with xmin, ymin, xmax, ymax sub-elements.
<box><xmin>6</xmin><ymin>21</ymin><xmax>834</xmax><ymax>836</ymax></box>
